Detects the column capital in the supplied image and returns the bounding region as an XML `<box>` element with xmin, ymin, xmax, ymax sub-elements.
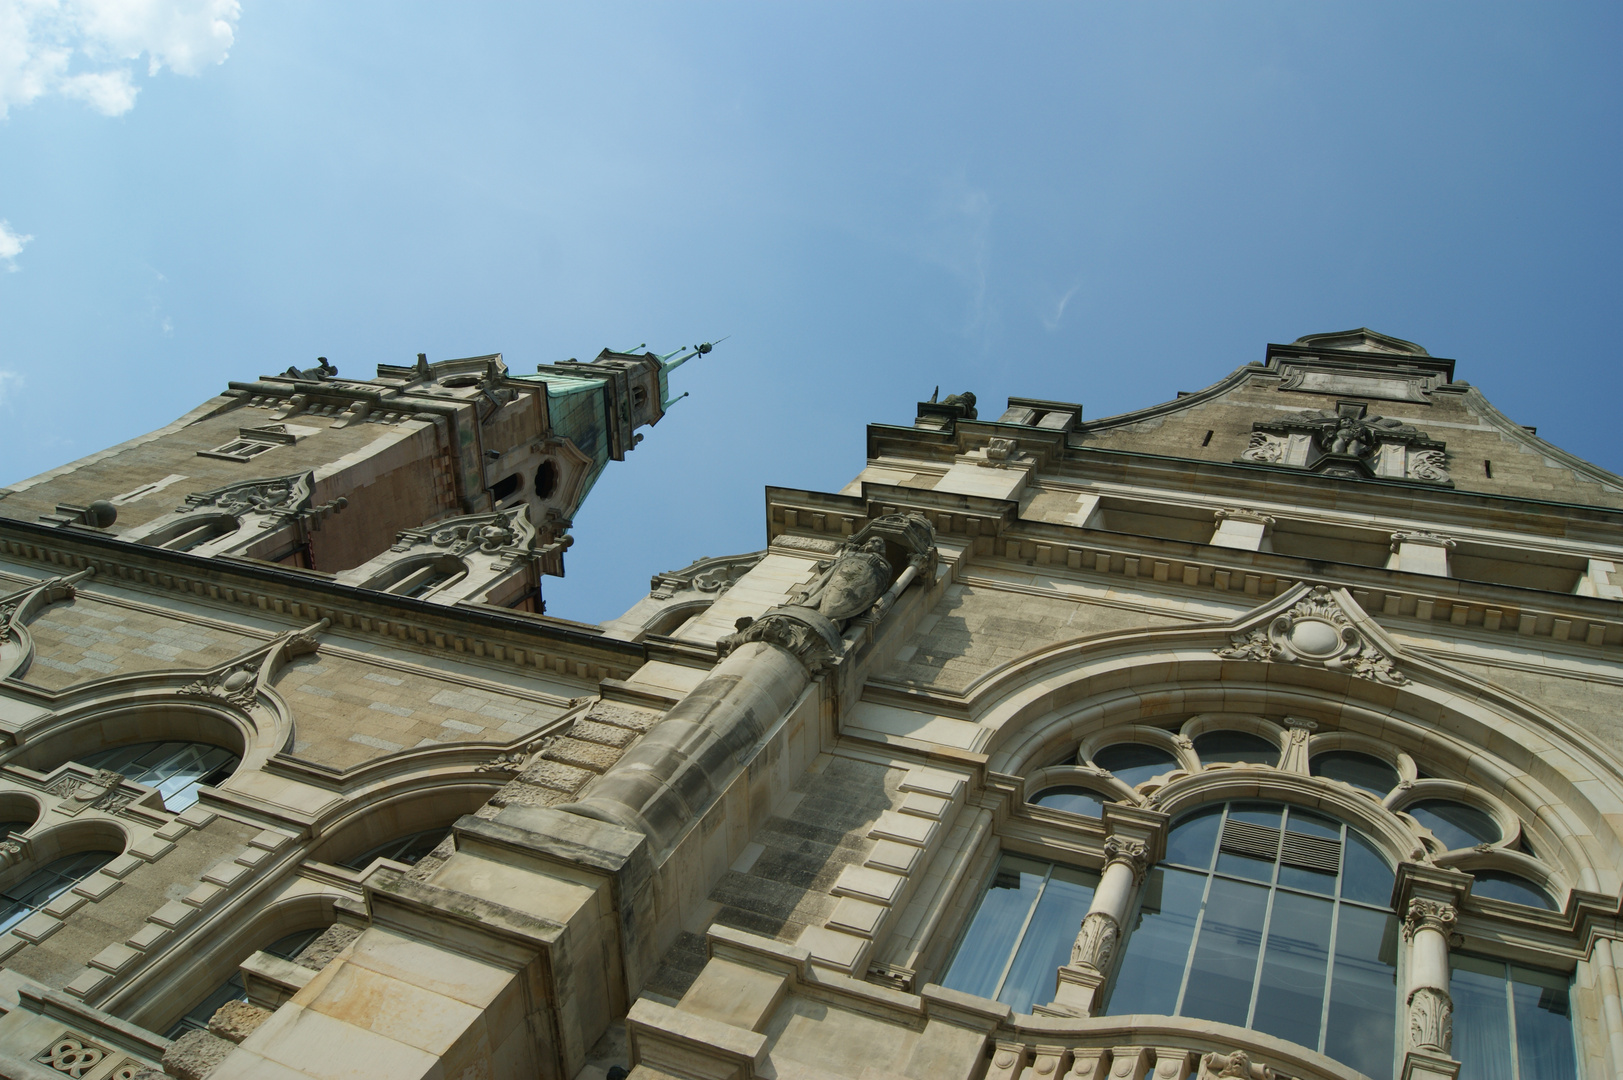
<box><xmin>1401</xmin><ymin>898</ymin><xmax>1458</xmax><ymax>943</ymax></box>
<box><xmin>1394</xmin><ymin>861</ymin><xmax>1472</xmax><ymax>914</ymax></box>
<box><xmin>1103</xmin><ymin>836</ymin><xmax>1153</xmax><ymax>885</ymax></box>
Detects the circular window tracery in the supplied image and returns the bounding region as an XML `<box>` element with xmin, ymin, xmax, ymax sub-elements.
<box><xmin>1192</xmin><ymin>730</ymin><xmax>1278</xmax><ymax>766</ymax></box>
<box><xmin>1469</xmin><ymin>870</ymin><xmax>1555</xmax><ymax>911</ymax></box>
<box><xmin>1028</xmin><ymin>786</ymin><xmax>1106</xmax><ymax>818</ymax></box>
<box><xmin>1092</xmin><ymin>744</ymin><xmax>1178</xmax><ymax>788</ymax></box>
<box><xmin>1407</xmin><ymin>799</ymin><xmax>1500</xmax><ymax>851</ymax></box>
<box><xmin>1310</xmin><ymin>750</ymin><xmax>1400</xmax><ymax>797</ymax></box>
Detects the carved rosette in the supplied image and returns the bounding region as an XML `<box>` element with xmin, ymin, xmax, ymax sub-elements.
<box><xmin>1103</xmin><ymin>835</ymin><xmax>1152</xmax><ymax>885</ymax></box>
<box><xmin>1215</xmin><ymin>586</ymin><xmax>1407</xmax><ymax>685</ymax></box>
<box><xmin>1069</xmin><ymin>911</ymin><xmax>1120</xmax><ymax>972</ymax></box>
<box><xmin>1407</xmin><ymin>985</ymin><xmax>1454</xmax><ymax>1052</ymax></box>
<box><xmin>1401</xmin><ymin>898</ymin><xmax>1458</xmax><ymax>942</ymax></box>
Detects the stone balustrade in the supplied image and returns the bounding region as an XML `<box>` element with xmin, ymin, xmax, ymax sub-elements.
<box><xmin>977</xmin><ymin>1019</ymin><xmax>1374</xmax><ymax>1080</ymax></box>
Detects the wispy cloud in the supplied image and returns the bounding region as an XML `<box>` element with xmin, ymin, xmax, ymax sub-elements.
<box><xmin>0</xmin><ymin>219</ymin><xmax>31</xmax><ymax>270</ymax></box>
<box><xmin>1042</xmin><ymin>283</ymin><xmax>1082</xmax><ymax>332</ymax></box>
<box><xmin>0</xmin><ymin>0</ymin><xmax>241</xmax><ymax>120</ymax></box>
<box><xmin>0</xmin><ymin>370</ymin><xmax>22</xmax><ymax>409</ymax></box>
<box><xmin>921</xmin><ymin>173</ymin><xmax>996</xmax><ymax>339</ymax></box>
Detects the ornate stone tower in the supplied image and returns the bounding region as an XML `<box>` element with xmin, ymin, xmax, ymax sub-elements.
<box><xmin>0</xmin><ymin>330</ymin><xmax>1620</xmax><ymax>1080</ymax></box>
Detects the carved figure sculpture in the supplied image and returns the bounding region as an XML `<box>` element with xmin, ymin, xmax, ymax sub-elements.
<box><xmin>800</xmin><ymin>538</ymin><xmax>894</xmax><ymax>622</ymax></box>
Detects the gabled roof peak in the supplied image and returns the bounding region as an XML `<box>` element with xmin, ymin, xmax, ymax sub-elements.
<box><xmin>1291</xmin><ymin>328</ymin><xmax>1429</xmax><ymax>356</ymax></box>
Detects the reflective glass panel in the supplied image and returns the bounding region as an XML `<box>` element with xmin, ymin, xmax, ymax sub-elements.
<box><xmin>1310</xmin><ymin>751</ymin><xmax>1399</xmax><ymax>797</ymax></box>
<box><xmin>1192</xmin><ymin>730</ymin><xmax>1278</xmax><ymax>766</ymax></box>
<box><xmin>80</xmin><ymin>741</ymin><xmax>240</xmax><ymax>812</ymax></box>
<box><xmin>340</xmin><ymin>828</ymin><xmax>451</xmax><ymax>870</ymax></box>
<box><xmin>1407</xmin><ymin>799</ymin><xmax>1499</xmax><ymax>850</ymax></box>
<box><xmin>1451</xmin><ymin>955</ymin><xmax>1577</xmax><ymax>1080</ymax></box>
<box><xmin>1105</xmin><ymin>867</ymin><xmax>1205</xmax><ymax>1017</ymax></box>
<box><xmin>1091</xmin><ymin>744</ymin><xmax>1177</xmax><ymax>788</ymax></box>
<box><xmin>1029</xmin><ymin>786</ymin><xmax>1105</xmax><ymax>818</ymax></box>
<box><xmin>940</xmin><ymin>855</ymin><xmax>1098</xmax><ymax>1011</ymax></box>
<box><xmin>0</xmin><ymin>851</ymin><xmax>118</xmax><ymax>933</ymax></box>
<box><xmin>1105</xmin><ymin>800</ymin><xmax>1396</xmax><ymax>1080</ymax></box>
<box><xmin>1471</xmin><ymin>870</ymin><xmax>1556</xmax><ymax>910</ymax></box>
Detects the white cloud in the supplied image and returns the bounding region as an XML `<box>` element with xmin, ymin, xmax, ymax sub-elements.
<box><xmin>0</xmin><ymin>0</ymin><xmax>240</xmax><ymax>120</ymax></box>
<box><xmin>0</xmin><ymin>370</ymin><xmax>22</xmax><ymax>409</ymax></box>
<box><xmin>0</xmin><ymin>218</ymin><xmax>32</xmax><ymax>269</ymax></box>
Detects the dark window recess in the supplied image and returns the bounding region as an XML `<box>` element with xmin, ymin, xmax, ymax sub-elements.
<box><xmin>1201</xmin><ymin>430</ymin><xmax>1213</xmax><ymax>447</ymax></box>
<box><xmin>534</xmin><ymin>461</ymin><xmax>557</xmax><ymax>499</ymax></box>
<box><xmin>1484</xmin><ymin>460</ymin><xmax>1494</xmax><ymax>478</ymax></box>
<box><xmin>490</xmin><ymin>473</ymin><xmax>520</xmax><ymax>501</ymax></box>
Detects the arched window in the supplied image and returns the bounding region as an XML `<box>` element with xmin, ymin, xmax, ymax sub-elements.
<box><xmin>1091</xmin><ymin>743</ymin><xmax>1178</xmax><ymax>788</ymax></box>
<box><xmin>1029</xmin><ymin>786</ymin><xmax>1106</xmax><ymax>818</ymax></box>
<box><xmin>1310</xmin><ymin>750</ymin><xmax>1399</xmax><ymax>797</ymax></box>
<box><xmin>0</xmin><ymin>851</ymin><xmax>119</xmax><ymax>933</ymax></box>
<box><xmin>534</xmin><ymin>461</ymin><xmax>557</xmax><ymax>499</ymax></box>
<box><xmin>938</xmin><ymin>855</ymin><xmax>1099</xmax><ymax>1014</ymax></box>
<box><xmin>80</xmin><ymin>741</ymin><xmax>239</xmax><ymax>812</ymax></box>
<box><xmin>1471</xmin><ymin>870</ymin><xmax>1556</xmax><ymax>911</ymax></box>
<box><xmin>339</xmin><ymin>828</ymin><xmax>449</xmax><ymax>871</ymax></box>
<box><xmin>1192</xmin><ymin>730</ymin><xmax>1278</xmax><ymax>766</ymax></box>
<box><xmin>165</xmin><ymin>928</ymin><xmax>326</xmax><ymax>1038</ymax></box>
<box><xmin>364</xmin><ymin>554</ymin><xmax>468</xmax><ymax>599</ymax></box>
<box><xmin>1407</xmin><ymin>799</ymin><xmax>1499</xmax><ymax>851</ymax></box>
<box><xmin>1105</xmin><ymin>801</ymin><xmax>1398</xmax><ymax>1080</ymax></box>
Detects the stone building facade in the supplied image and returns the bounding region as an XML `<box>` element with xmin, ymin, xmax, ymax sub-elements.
<box><xmin>0</xmin><ymin>329</ymin><xmax>1619</xmax><ymax>1080</ymax></box>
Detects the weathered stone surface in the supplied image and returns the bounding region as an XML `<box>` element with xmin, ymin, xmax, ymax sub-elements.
<box><xmin>162</xmin><ymin>1029</ymin><xmax>233</xmax><ymax>1080</ymax></box>
<box><xmin>588</xmin><ymin>702</ymin><xmax>664</xmax><ymax>731</ymax></box>
<box><xmin>518</xmin><ymin>757</ymin><xmax>594</xmax><ymax>792</ymax></box>
<box><xmin>568</xmin><ymin>719</ymin><xmax>640</xmax><ymax>748</ymax></box>
<box><xmin>541</xmin><ymin>736</ymin><xmax>623</xmax><ymax>773</ymax></box>
<box><xmin>489</xmin><ymin>778</ymin><xmax>572</xmax><ymax>809</ymax></box>
<box><xmin>207</xmin><ymin>998</ymin><xmax>272</xmax><ymax>1043</ymax></box>
<box><xmin>293</xmin><ymin>923</ymin><xmax>362</xmax><ymax>972</ymax></box>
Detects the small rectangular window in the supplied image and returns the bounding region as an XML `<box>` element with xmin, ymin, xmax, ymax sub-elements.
<box><xmin>198</xmin><ymin>439</ymin><xmax>277</xmax><ymax>462</ymax></box>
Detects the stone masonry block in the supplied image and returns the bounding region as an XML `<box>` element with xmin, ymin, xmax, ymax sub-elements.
<box><xmin>90</xmin><ymin>942</ymin><xmax>141</xmax><ymax>974</ymax></box>
<box><xmin>865</xmin><ymin>839</ymin><xmax>921</xmax><ymax>875</ymax></box>
<box><xmin>567</xmin><ymin>719</ymin><xmax>640</xmax><ymax>748</ymax></box>
<box><xmin>588</xmin><ymin>702</ymin><xmax>663</xmax><ymax>731</ymax></box>
<box><xmin>208</xmin><ymin>999</ymin><xmax>272</xmax><ymax>1044</ymax></box>
<box><xmin>899</xmin><ymin>791</ymin><xmax>951</xmax><ymax>819</ymax></box>
<box><xmin>870</xmin><ymin>810</ymin><xmax>937</xmax><ymax>848</ymax></box>
<box><xmin>489</xmin><ymin>780</ymin><xmax>570</xmax><ymax>809</ymax></box>
<box><xmin>72</xmin><ymin>871</ymin><xmax>123</xmax><ymax>901</ymax></box>
<box><xmin>63</xmin><ymin>967</ymin><xmax>110</xmax><ymax>999</ymax></box>
<box><xmin>832</xmin><ymin>865</ymin><xmax>906</xmax><ymax>906</ymax></box>
<box><xmin>149</xmin><ymin>900</ymin><xmax>197</xmax><ymax>929</ymax></box>
<box><xmin>518</xmin><ymin>758</ymin><xmax>593</xmax><ymax>793</ymax></box>
<box><xmin>541</xmin><ymin>736</ymin><xmax>622</xmax><ymax>773</ymax></box>
<box><xmin>164</xmin><ymin>1029</ymin><xmax>234</xmax><ymax>1080</ymax></box>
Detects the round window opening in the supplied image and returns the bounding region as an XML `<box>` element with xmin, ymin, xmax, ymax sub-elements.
<box><xmin>1193</xmin><ymin>730</ymin><xmax>1277</xmax><ymax>766</ymax></box>
<box><xmin>1407</xmin><ymin>799</ymin><xmax>1500</xmax><ymax>851</ymax></box>
<box><xmin>1470</xmin><ymin>870</ymin><xmax>1555</xmax><ymax>910</ymax></box>
<box><xmin>1029</xmin><ymin>786</ymin><xmax>1106</xmax><ymax>818</ymax></box>
<box><xmin>534</xmin><ymin>461</ymin><xmax>557</xmax><ymax>499</ymax></box>
<box><xmin>1311</xmin><ymin>751</ymin><xmax>1399</xmax><ymax>797</ymax></box>
<box><xmin>1092</xmin><ymin>743</ymin><xmax>1178</xmax><ymax>788</ymax></box>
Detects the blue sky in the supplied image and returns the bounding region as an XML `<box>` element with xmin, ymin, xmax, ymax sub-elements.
<box><xmin>1</xmin><ymin>3</ymin><xmax>1619</xmax><ymax>623</ymax></box>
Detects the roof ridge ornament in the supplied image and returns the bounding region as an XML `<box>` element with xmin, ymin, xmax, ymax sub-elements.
<box><xmin>1216</xmin><ymin>585</ymin><xmax>1408</xmax><ymax>685</ymax></box>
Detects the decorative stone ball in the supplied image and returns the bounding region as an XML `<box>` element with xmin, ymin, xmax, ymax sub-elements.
<box><xmin>86</xmin><ymin>500</ymin><xmax>118</xmax><ymax>528</ymax></box>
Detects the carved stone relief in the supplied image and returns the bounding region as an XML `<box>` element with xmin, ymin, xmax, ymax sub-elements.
<box><xmin>1070</xmin><ymin>910</ymin><xmax>1119</xmax><ymax>972</ymax></box>
<box><xmin>1401</xmin><ymin>898</ymin><xmax>1458</xmax><ymax>942</ymax></box>
<box><xmin>1407</xmin><ymin>986</ymin><xmax>1454</xmax><ymax>1053</ymax></box>
<box><xmin>1239</xmin><ymin>403</ymin><xmax>1450</xmax><ymax>484</ymax></box>
<box><xmin>1216</xmin><ymin>586</ymin><xmax>1407</xmax><ymax>685</ymax></box>
<box><xmin>1103</xmin><ymin>835</ymin><xmax>1152</xmax><ymax>884</ymax></box>
<box><xmin>37</xmin><ymin>1036</ymin><xmax>107</xmax><ymax>1078</ymax></box>
<box><xmin>1199</xmin><ymin>1050</ymin><xmax>1275</xmax><ymax>1080</ymax></box>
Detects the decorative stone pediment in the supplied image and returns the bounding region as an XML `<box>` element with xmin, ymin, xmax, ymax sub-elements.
<box><xmin>648</xmin><ymin>551</ymin><xmax>765</xmax><ymax>601</ymax></box>
<box><xmin>177</xmin><ymin>472</ymin><xmax>316</xmax><ymax>521</ymax></box>
<box><xmin>1240</xmin><ymin>402</ymin><xmax>1450</xmax><ymax>484</ymax></box>
<box><xmin>390</xmin><ymin>505</ymin><xmax>539</xmax><ymax>569</ymax></box>
<box><xmin>1216</xmin><ymin>585</ymin><xmax>1407</xmax><ymax>685</ymax></box>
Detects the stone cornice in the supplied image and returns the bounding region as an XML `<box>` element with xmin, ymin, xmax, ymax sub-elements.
<box><xmin>0</xmin><ymin>517</ymin><xmax>644</xmax><ymax>679</ymax></box>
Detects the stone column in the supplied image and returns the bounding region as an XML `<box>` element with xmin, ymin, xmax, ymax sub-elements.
<box><xmin>1049</xmin><ymin>833</ymin><xmax>1153</xmax><ymax>1016</ymax></box>
<box><xmin>1277</xmin><ymin>717</ymin><xmax>1317</xmax><ymax>774</ymax></box>
<box><xmin>1396</xmin><ymin>864</ymin><xmax>1470</xmax><ymax>1080</ymax></box>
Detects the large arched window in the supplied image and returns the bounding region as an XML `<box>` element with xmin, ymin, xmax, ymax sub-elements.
<box><xmin>80</xmin><ymin>741</ymin><xmax>239</xmax><ymax>812</ymax></box>
<box><xmin>1105</xmin><ymin>801</ymin><xmax>1398</xmax><ymax>1080</ymax></box>
<box><xmin>0</xmin><ymin>851</ymin><xmax>119</xmax><ymax>933</ymax></box>
<box><xmin>339</xmin><ymin>827</ymin><xmax>449</xmax><ymax>871</ymax></box>
<box><xmin>165</xmin><ymin>928</ymin><xmax>325</xmax><ymax>1038</ymax></box>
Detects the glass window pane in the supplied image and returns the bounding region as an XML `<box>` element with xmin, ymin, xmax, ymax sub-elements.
<box><xmin>0</xmin><ymin>851</ymin><xmax>118</xmax><ymax>933</ymax></box>
<box><xmin>1284</xmin><ymin>808</ymin><xmax>1341</xmax><ymax>839</ymax></box>
<box><xmin>1193</xmin><ymin>731</ymin><xmax>1278</xmax><ymax>766</ymax></box>
<box><xmin>997</xmin><ymin>865</ymin><xmax>1097</xmax><ymax>1014</ymax></box>
<box><xmin>1340</xmin><ymin>831</ymin><xmax>1395</xmax><ymax>907</ymax></box>
<box><xmin>940</xmin><ymin>856</ymin><xmax>1047</xmax><ymax>1001</ymax></box>
<box><xmin>1323</xmin><ymin>906</ymin><xmax>1398</xmax><ymax>1080</ymax></box>
<box><xmin>1092</xmin><ymin>744</ymin><xmax>1178</xmax><ymax>789</ymax></box>
<box><xmin>1179</xmin><ymin>877</ymin><xmax>1269</xmax><ymax>1027</ymax></box>
<box><xmin>1106</xmin><ymin>867</ymin><xmax>1206</xmax><ymax>1016</ymax></box>
<box><xmin>1408</xmin><ymin>800</ymin><xmax>1499</xmax><ymax>850</ymax></box>
<box><xmin>1277</xmin><ymin>863</ymin><xmax>1338</xmax><ymax>896</ymax></box>
<box><xmin>1215</xmin><ymin>851</ymin><xmax>1276</xmax><ymax>883</ymax></box>
<box><xmin>265</xmin><ymin>927</ymin><xmax>326</xmax><ymax>961</ymax></box>
<box><xmin>1252</xmin><ymin>891</ymin><xmax>1333</xmax><ymax>1049</ymax></box>
<box><xmin>1510</xmin><ymin>965</ymin><xmax>1578</xmax><ymax>1080</ymax></box>
<box><xmin>1227</xmin><ymin>802</ymin><xmax>1283</xmax><ymax>828</ymax></box>
<box><xmin>1311</xmin><ymin>751</ymin><xmax>1399</xmax><ymax>797</ymax></box>
<box><xmin>1164</xmin><ymin>807</ymin><xmax>1221</xmax><ymax>870</ymax></box>
<box><xmin>1451</xmin><ymin>956</ymin><xmax>1515</xmax><ymax>1080</ymax></box>
<box><xmin>1471</xmin><ymin>870</ymin><xmax>1556</xmax><ymax>911</ymax></box>
<box><xmin>1030</xmin><ymin>786</ymin><xmax>1105</xmax><ymax>818</ymax></box>
<box><xmin>74</xmin><ymin>741</ymin><xmax>240</xmax><ymax>812</ymax></box>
